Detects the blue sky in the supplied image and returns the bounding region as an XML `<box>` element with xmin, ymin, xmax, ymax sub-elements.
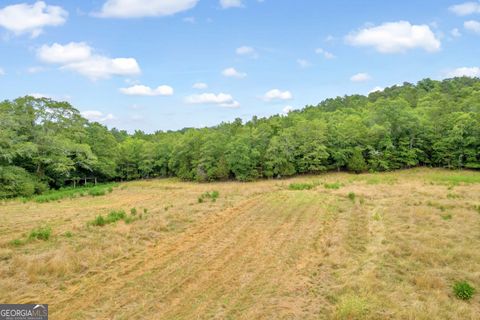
<box><xmin>0</xmin><ymin>0</ymin><xmax>479</xmax><ymax>132</ymax></box>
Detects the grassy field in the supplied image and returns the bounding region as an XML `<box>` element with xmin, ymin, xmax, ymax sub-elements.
<box><xmin>0</xmin><ymin>168</ymin><xmax>479</xmax><ymax>319</ymax></box>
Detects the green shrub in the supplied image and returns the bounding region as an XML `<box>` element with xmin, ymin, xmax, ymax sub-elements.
<box><xmin>348</xmin><ymin>192</ymin><xmax>356</xmax><ymax>202</ymax></box>
<box><xmin>453</xmin><ymin>281</ymin><xmax>475</xmax><ymax>300</ymax></box>
<box><xmin>64</xmin><ymin>231</ymin><xmax>73</xmax><ymax>238</ymax></box>
<box><xmin>88</xmin><ymin>188</ymin><xmax>106</xmax><ymax>197</ymax></box>
<box><xmin>28</xmin><ymin>226</ymin><xmax>52</xmax><ymax>241</ymax></box>
<box><xmin>90</xmin><ymin>215</ymin><xmax>106</xmax><ymax>226</ymax></box>
<box><xmin>130</xmin><ymin>208</ymin><xmax>137</xmax><ymax>216</ymax></box>
<box><xmin>143</xmin><ymin>208</ymin><xmax>148</xmax><ymax>214</ymax></box>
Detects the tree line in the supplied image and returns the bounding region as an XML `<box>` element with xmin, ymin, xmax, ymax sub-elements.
<box><xmin>1</xmin><ymin>77</ymin><xmax>479</xmax><ymax>198</ymax></box>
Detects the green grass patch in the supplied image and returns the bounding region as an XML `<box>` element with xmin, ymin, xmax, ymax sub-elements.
<box><xmin>28</xmin><ymin>226</ymin><xmax>52</xmax><ymax>241</ymax></box>
<box><xmin>28</xmin><ymin>183</ymin><xmax>118</xmax><ymax>203</ymax></box>
<box><xmin>324</xmin><ymin>182</ymin><xmax>342</xmax><ymax>190</ymax></box>
<box><xmin>198</xmin><ymin>191</ymin><xmax>220</xmax><ymax>203</ymax></box>
<box><xmin>453</xmin><ymin>281</ymin><xmax>475</xmax><ymax>300</ymax></box>
<box><xmin>430</xmin><ymin>173</ymin><xmax>480</xmax><ymax>186</ymax></box>
<box><xmin>288</xmin><ymin>182</ymin><xmax>317</xmax><ymax>190</ymax></box>
<box><xmin>88</xmin><ymin>209</ymin><xmax>143</xmax><ymax>227</ymax></box>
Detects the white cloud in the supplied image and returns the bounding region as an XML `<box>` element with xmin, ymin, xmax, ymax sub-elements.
<box><xmin>449</xmin><ymin>1</ymin><xmax>480</xmax><ymax>16</ymax></box>
<box><xmin>220</xmin><ymin>0</ymin><xmax>244</xmax><ymax>9</ymax></box>
<box><xmin>222</xmin><ymin>67</ymin><xmax>247</xmax><ymax>78</ymax></box>
<box><xmin>297</xmin><ymin>59</ymin><xmax>311</xmax><ymax>68</ymax></box>
<box><xmin>81</xmin><ymin>110</ymin><xmax>116</xmax><ymax>123</ymax></box>
<box><xmin>120</xmin><ymin>84</ymin><xmax>174</xmax><ymax>96</ymax></box>
<box><xmin>315</xmin><ymin>48</ymin><xmax>336</xmax><ymax>59</ymax></box>
<box><xmin>236</xmin><ymin>46</ymin><xmax>258</xmax><ymax>58</ymax></box>
<box><xmin>185</xmin><ymin>92</ymin><xmax>240</xmax><ymax>108</ymax></box>
<box><xmin>263</xmin><ymin>89</ymin><xmax>293</xmax><ymax>101</ymax></box>
<box><xmin>0</xmin><ymin>68</ymin><xmax>4</xmax><ymax>76</ymax></box>
<box><xmin>0</xmin><ymin>1</ymin><xmax>67</xmax><ymax>37</ymax></box>
<box><xmin>193</xmin><ymin>82</ymin><xmax>208</xmax><ymax>89</ymax></box>
<box><xmin>37</xmin><ymin>42</ymin><xmax>141</xmax><ymax>80</ymax></box>
<box><xmin>96</xmin><ymin>0</ymin><xmax>199</xmax><ymax>18</ymax></box>
<box><xmin>465</xmin><ymin>20</ymin><xmax>480</xmax><ymax>33</ymax></box>
<box><xmin>451</xmin><ymin>28</ymin><xmax>462</xmax><ymax>37</ymax></box>
<box><xmin>369</xmin><ymin>86</ymin><xmax>384</xmax><ymax>94</ymax></box>
<box><xmin>37</xmin><ymin>42</ymin><xmax>92</xmax><ymax>64</ymax></box>
<box><xmin>350</xmin><ymin>73</ymin><xmax>372</xmax><ymax>82</ymax></box>
<box><xmin>346</xmin><ymin>21</ymin><xmax>441</xmax><ymax>53</ymax></box>
<box><xmin>447</xmin><ymin>67</ymin><xmax>480</xmax><ymax>78</ymax></box>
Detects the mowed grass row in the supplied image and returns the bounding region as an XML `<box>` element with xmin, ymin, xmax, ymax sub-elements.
<box><xmin>0</xmin><ymin>168</ymin><xmax>479</xmax><ymax>319</ymax></box>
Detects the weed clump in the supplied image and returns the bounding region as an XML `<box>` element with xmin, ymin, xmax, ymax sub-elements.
<box><xmin>198</xmin><ymin>191</ymin><xmax>220</xmax><ymax>203</ymax></box>
<box><xmin>348</xmin><ymin>192</ymin><xmax>356</xmax><ymax>202</ymax></box>
<box><xmin>453</xmin><ymin>281</ymin><xmax>475</xmax><ymax>300</ymax></box>
<box><xmin>130</xmin><ymin>208</ymin><xmax>137</xmax><ymax>216</ymax></box>
<box><xmin>28</xmin><ymin>226</ymin><xmax>52</xmax><ymax>241</ymax></box>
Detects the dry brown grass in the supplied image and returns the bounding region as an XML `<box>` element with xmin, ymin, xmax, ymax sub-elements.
<box><xmin>0</xmin><ymin>169</ymin><xmax>479</xmax><ymax>319</ymax></box>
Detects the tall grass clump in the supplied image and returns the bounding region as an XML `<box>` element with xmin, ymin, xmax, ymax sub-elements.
<box><xmin>28</xmin><ymin>226</ymin><xmax>52</xmax><ymax>241</ymax></box>
<box><xmin>324</xmin><ymin>182</ymin><xmax>342</xmax><ymax>190</ymax></box>
<box><xmin>198</xmin><ymin>191</ymin><xmax>220</xmax><ymax>203</ymax></box>
<box><xmin>29</xmin><ymin>183</ymin><xmax>118</xmax><ymax>203</ymax></box>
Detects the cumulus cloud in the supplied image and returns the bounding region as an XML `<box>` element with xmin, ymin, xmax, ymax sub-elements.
<box><xmin>220</xmin><ymin>0</ymin><xmax>244</xmax><ymax>9</ymax></box>
<box><xmin>193</xmin><ymin>82</ymin><xmax>208</xmax><ymax>89</ymax></box>
<box><xmin>350</xmin><ymin>73</ymin><xmax>372</xmax><ymax>82</ymax></box>
<box><xmin>222</xmin><ymin>67</ymin><xmax>247</xmax><ymax>78</ymax></box>
<box><xmin>465</xmin><ymin>20</ymin><xmax>480</xmax><ymax>33</ymax></box>
<box><xmin>263</xmin><ymin>89</ymin><xmax>293</xmax><ymax>101</ymax></box>
<box><xmin>346</xmin><ymin>21</ymin><xmax>441</xmax><ymax>53</ymax></box>
<box><xmin>236</xmin><ymin>46</ymin><xmax>258</xmax><ymax>58</ymax></box>
<box><xmin>120</xmin><ymin>84</ymin><xmax>174</xmax><ymax>96</ymax></box>
<box><xmin>0</xmin><ymin>1</ymin><xmax>67</xmax><ymax>37</ymax></box>
<box><xmin>37</xmin><ymin>42</ymin><xmax>92</xmax><ymax>64</ymax></box>
<box><xmin>447</xmin><ymin>67</ymin><xmax>480</xmax><ymax>77</ymax></box>
<box><xmin>81</xmin><ymin>110</ymin><xmax>116</xmax><ymax>123</ymax></box>
<box><xmin>449</xmin><ymin>1</ymin><xmax>480</xmax><ymax>16</ymax></box>
<box><xmin>185</xmin><ymin>93</ymin><xmax>240</xmax><ymax>108</ymax></box>
<box><xmin>315</xmin><ymin>48</ymin><xmax>336</xmax><ymax>59</ymax></box>
<box><xmin>96</xmin><ymin>0</ymin><xmax>199</xmax><ymax>18</ymax></box>
<box><xmin>37</xmin><ymin>42</ymin><xmax>141</xmax><ymax>80</ymax></box>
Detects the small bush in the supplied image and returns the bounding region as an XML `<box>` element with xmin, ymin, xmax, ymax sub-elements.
<box><xmin>348</xmin><ymin>192</ymin><xmax>356</xmax><ymax>202</ymax></box>
<box><xmin>453</xmin><ymin>281</ymin><xmax>475</xmax><ymax>300</ymax></box>
<box><xmin>90</xmin><ymin>215</ymin><xmax>106</xmax><ymax>226</ymax></box>
<box><xmin>130</xmin><ymin>208</ymin><xmax>137</xmax><ymax>216</ymax></box>
<box><xmin>28</xmin><ymin>226</ymin><xmax>52</xmax><ymax>241</ymax></box>
<box><xmin>64</xmin><ymin>231</ymin><xmax>73</xmax><ymax>238</ymax></box>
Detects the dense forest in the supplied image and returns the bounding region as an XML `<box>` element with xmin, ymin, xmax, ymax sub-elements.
<box><xmin>1</xmin><ymin>77</ymin><xmax>479</xmax><ymax>198</ymax></box>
